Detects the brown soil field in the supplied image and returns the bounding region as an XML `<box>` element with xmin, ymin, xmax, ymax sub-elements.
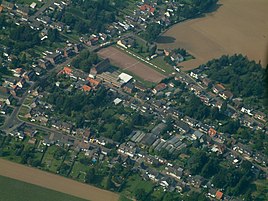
<box><xmin>0</xmin><ymin>158</ymin><xmax>119</xmax><ymax>201</ymax></box>
<box><xmin>157</xmin><ymin>0</ymin><xmax>268</xmax><ymax>70</ymax></box>
<box><xmin>98</xmin><ymin>46</ymin><xmax>166</xmax><ymax>83</ymax></box>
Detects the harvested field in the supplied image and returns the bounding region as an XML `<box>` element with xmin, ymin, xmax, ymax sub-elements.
<box><xmin>0</xmin><ymin>159</ymin><xmax>119</xmax><ymax>201</ymax></box>
<box><xmin>157</xmin><ymin>0</ymin><xmax>268</xmax><ymax>70</ymax></box>
<box><xmin>98</xmin><ymin>46</ymin><xmax>166</xmax><ymax>83</ymax></box>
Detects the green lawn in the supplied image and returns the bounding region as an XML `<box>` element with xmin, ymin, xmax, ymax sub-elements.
<box><xmin>122</xmin><ymin>174</ymin><xmax>154</xmax><ymax>197</ymax></box>
<box><xmin>42</xmin><ymin>146</ymin><xmax>62</xmax><ymax>173</ymax></box>
<box><xmin>0</xmin><ymin>175</ymin><xmax>89</xmax><ymax>201</ymax></box>
<box><xmin>70</xmin><ymin>154</ymin><xmax>90</xmax><ymax>182</ymax></box>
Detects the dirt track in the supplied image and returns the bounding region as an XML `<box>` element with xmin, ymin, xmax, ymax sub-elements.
<box><xmin>158</xmin><ymin>0</ymin><xmax>268</xmax><ymax>70</ymax></box>
<box><xmin>98</xmin><ymin>46</ymin><xmax>166</xmax><ymax>83</ymax></box>
<box><xmin>0</xmin><ymin>159</ymin><xmax>119</xmax><ymax>201</ymax></box>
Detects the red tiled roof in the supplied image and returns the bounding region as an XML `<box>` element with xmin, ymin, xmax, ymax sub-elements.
<box><xmin>82</xmin><ymin>85</ymin><xmax>91</xmax><ymax>92</ymax></box>
<box><xmin>208</xmin><ymin>128</ymin><xmax>217</xmax><ymax>137</ymax></box>
<box><xmin>216</xmin><ymin>191</ymin><xmax>223</xmax><ymax>199</ymax></box>
<box><xmin>58</xmin><ymin>67</ymin><xmax>72</xmax><ymax>75</ymax></box>
<box><xmin>154</xmin><ymin>83</ymin><xmax>167</xmax><ymax>91</ymax></box>
<box><xmin>140</xmin><ymin>4</ymin><xmax>155</xmax><ymax>13</ymax></box>
<box><xmin>216</xmin><ymin>83</ymin><xmax>225</xmax><ymax>90</ymax></box>
<box><xmin>87</xmin><ymin>77</ymin><xmax>100</xmax><ymax>86</ymax></box>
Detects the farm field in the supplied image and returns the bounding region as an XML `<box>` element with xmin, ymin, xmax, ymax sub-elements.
<box><xmin>98</xmin><ymin>46</ymin><xmax>166</xmax><ymax>83</ymax></box>
<box><xmin>0</xmin><ymin>158</ymin><xmax>119</xmax><ymax>201</ymax></box>
<box><xmin>157</xmin><ymin>0</ymin><xmax>268</xmax><ymax>70</ymax></box>
<box><xmin>0</xmin><ymin>175</ymin><xmax>88</xmax><ymax>201</ymax></box>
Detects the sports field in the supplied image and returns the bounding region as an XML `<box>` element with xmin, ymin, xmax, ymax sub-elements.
<box><xmin>0</xmin><ymin>175</ymin><xmax>88</xmax><ymax>201</ymax></box>
<box><xmin>98</xmin><ymin>46</ymin><xmax>166</xmax><ymax>83</ymax></box>
<box><xmin>0</xmin><ymin>159</ymin><xmax>119</xmax><ymax>201</ymax></box>
<box><xmin>157</xmin><ymin>0</ymin><xmax>268</xmax><ymax>70</ymax></box>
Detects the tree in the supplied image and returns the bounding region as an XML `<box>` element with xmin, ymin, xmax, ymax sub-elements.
<box><xmin>85</xmin><ymin>168</ymin><xmax>96</xmax><ymax>184</ymax></box>
<box><xmin>144</xmin><ymin>23</ymin><xmax>162</xmax><ymax>42</ymax></box>
<box><xmin>48</xmin><ymin>28</ymin><xmax>60</xmax><ymax>42</ymax></box>
<box><xmin>135</xmin><ymin>188</ymin><xmax>147</xmax><ymax>201</ymax></box>
<box><xmin>201</xmin><ymin>158</ymin><xmax>219</xmax><ymax>178</ymax></box>
<box><xmin>53</xmin><ymin>147</ymin><xmax>66</xmax><ymax>160</ymax></box>
<box><xmin>187</xmin><ymin>151</ymin><xmax>208</xmax><ymax>174</ymax></box>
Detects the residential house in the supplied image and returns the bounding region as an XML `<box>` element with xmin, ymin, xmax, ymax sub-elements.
<box><xmin>219</xmin><ymin>90</ymin><xmax>233</xmax><ymax>100</ymax></box>
<box><xmin>39</xmin><ymin>59</ymin><xmax>52</xmax><ymax>69</ymax></box>
<box><xmin>140</xmin><ymin>4</ymin><xmax>155</xmax><ymax>14</ymax></box>
<box><xmin>63</xmin><ymin>46</ymin><xmax>74</xmax><ymax>57</ymax></box>
<box><xmin>58</xmin><ymin>66</ymin><xmax>72</xmax><ymax>76</ymax></box>
<box><xmin>89</xmin><ymin>35</ymin><xmax>99</xmax><ymax>46</ymax></box>
<box><xmin>11</xmin><ymin>68</ymin><xmax>24</xmax><ymax>77</ymax></box>
<box><xmin>117</xmin><ymin>37</ymin><xmax>135</xmax><ymax>49</ymax></box>
<box><xmin>45</xmin><ymin>52</ymin><xmax>63</xmax><ymax>64</ymax></box>
<box><xmin>81</xmin><ymin>85</ymin><xmax>92</xmax><ymax>92</ymax></box>
<box><xmin>1</xmin><ymin>1</ymin><xmax>14</xmax><ymax>10</ymax></box>
<box><xmin>190</xmin><ymin>84</ymin><xmax>202</xmax><ymax>95</ymax></box>
<box><xmin>170</xmin><ymin>53</ymin><xmax>184</xmax><ymax>63</ymax></box>
<box><xmin>0</xmin><ymin>86</ymin><xmax>9</xmax><ymax>95</ymax></box>
<box><xmin>208</xmin><ymin>127</ymin><xmax>217</xmax><ymax>137</ymax></box>
<box><xmin>82</xmin><ymin>129</ymin><xmax>91</xmax><ymax>143</ymax></box>
<box><xmin>73</xmin><ymin>43</ymin><xmax>83</xmax><ymax>53</ymax></box>
<box><xmin>212</xmin><ymin>83</ymin><xmax>225</xmax><ymax>94</ymax></box>
<box><xmin>152</xmin><ymin>83</ymin><xmax>167</xmax><ymax>94</ymax></box>
<box><xmin>50</xmin><ymin>22</ymin><xmax>65</xmax><ymax>32</ymax></box>
<box><xmin>34</xmin><ymin>67</ymin><xmax>44</xmax><ymax>76</ymax></box>
<box><xmin>0</xmin><ymin>101</ymin><xmax>7</xmax><ymax>114</ymax></box>
<box><xmin>23</xmin><ymin>71</ymin><xmax>35</xmax><ymax>81</ymax></box>
<box><xmin>182</xmin><ymin>116</ymin><xmax>198</xmax><ymax>128</ymax></box>
<box><xmin>190</xmin><ymin>71</ymin><xmax>199</xmax><ymax>79</ymax></box>
<box><xmin>201</xmin><ymin>77</ymin><xmax>211</xmax><ymax>87</ymax></box>
<box><xmin>60</xmin><ymin>122</ymin><xmax>73</xmax><ymax>134</ymax></box>
<box><xmin>215</xmin><ymin>190</ymin><xmax>223</xmax><ymax>200</ymax></box>
<box><xmin>188</xmin><ymin>175</ymin><xmax>205</xmax><ymax>188</ymax></box>
<box><xmin>123</xmin><ymin>83</ymin><xmax>135</xmax><ymax>93</ymax></box>
<box><xmin>16</xmin><ymin>78</ymin><xmax>26</xmax><ymax>88</ymax></box>
<box><xmin>16</xmin><ymin>4</ymin><xmax>29</xmax><ymax>16</ymax></box>
<box><xmin>165</xmin><ymin>166</ymin><xmax>183</xmax><ymax>180</ymax></box>
<box><xmin>87</xmin><ymin>77</ymin><xmax>100</xmax><ymax>89</ymax></box>
<box><xmin>254</xmin><ymin>111</ymin><xmax>266</xmax><ymax>122</ymax></box>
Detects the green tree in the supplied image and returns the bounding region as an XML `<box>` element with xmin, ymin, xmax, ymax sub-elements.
<box><xmin>144</xmin><ymin>23</ymin><xmax>162</xmax><ymax>42</ymax></box>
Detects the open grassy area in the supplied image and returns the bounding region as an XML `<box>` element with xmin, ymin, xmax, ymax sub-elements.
<box><xmin>42</xmin><ymin>145</ymin><xmax>62</xmax><ymax>173</ymax></box>
<box><xmin>122</xmin><ymin>174</ymin><xmax>154</xmax><ymax>197</ymax></box>
<box><xmin>0</xmin><ymin>175</ymin><xmax>89</xmax><ymax>201</ymax></box>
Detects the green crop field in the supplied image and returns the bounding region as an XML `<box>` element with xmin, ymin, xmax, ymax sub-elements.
<box><xmin>0</xmin><ymin>175</ymin><xmax>89</xmax><ymax>201</ymax></box>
